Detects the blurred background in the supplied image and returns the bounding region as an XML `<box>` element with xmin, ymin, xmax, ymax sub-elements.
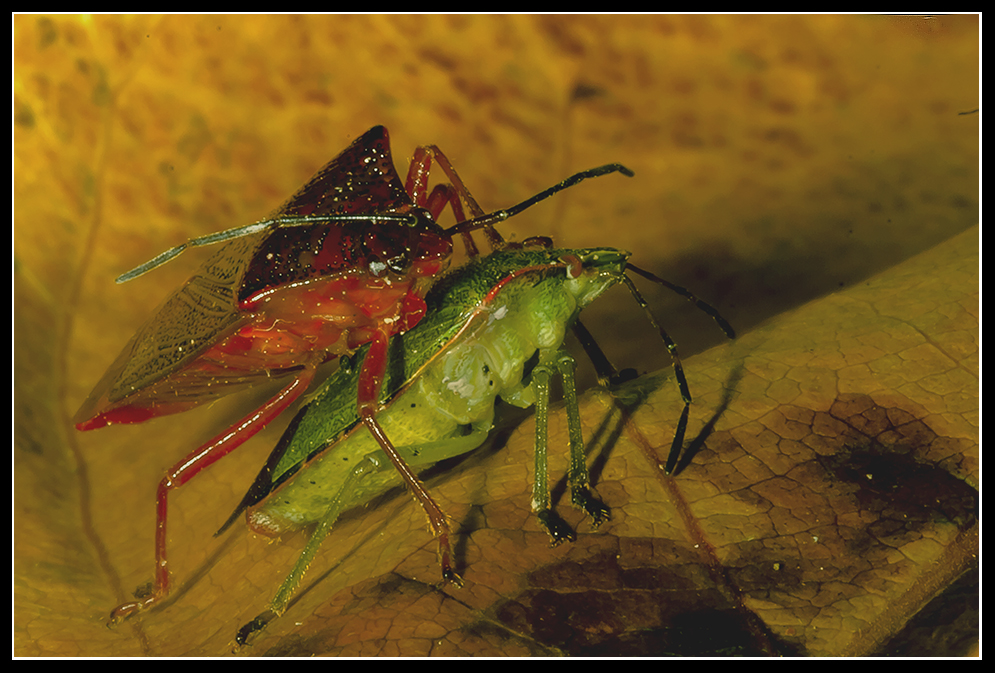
<box><xmin>14</xmin><ymin>14</ymin><xmax>978</xmax><ymax>655</ymax></box>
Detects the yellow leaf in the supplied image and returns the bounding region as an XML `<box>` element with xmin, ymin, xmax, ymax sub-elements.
<box><xmin>15</xmin><ymin>14</ymin><xmax>978</xmax><ymax>656</ymax></box>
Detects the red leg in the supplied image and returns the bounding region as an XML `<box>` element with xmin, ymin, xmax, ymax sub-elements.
<box><xmin>404</xmin><ymin>145</ymin><xmax>504</xmax><ymax>256</ymax></box>
<box><xmin>359</xmin><ymin>409</ymin><xmax>462</xmax><ymax>585</ymax></box>
<box><xmin>404</xmin><ymin>146</ymin><xmax>434</xmax><ymax>209</ymax></box>
<box><xmin>355</xmin><ymin>328</ymin><xmax>390</xmax><ymax>413</ymax></box>
<box><xmin>425</xmin><ymin>184</ymin><xmax>479</xmax><ymax>257</ymax></box>
<box><xmin>405</xmin><ymin>146</ymin><xmax>484</xmax><ymax>217</ymax></box>
<box><xmin>110</xmin><ymin>365</ymin><xmax>319</xmax><ymax>622</ymax></box>
<box><xmin>354</xmin><ymin>327</ymin><xmax>462</xmax><ymax>585</ymax></box>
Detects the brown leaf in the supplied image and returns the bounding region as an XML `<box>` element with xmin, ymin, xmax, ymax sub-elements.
<box><xmin>15</xmin><ymin>15</ymin><xmax>978</xmax><ymax>656</ymax></box>
<box><xmin>203</xmin><ymin>228</ymin><xmax>977</xmax><ymax>656</ymax></box>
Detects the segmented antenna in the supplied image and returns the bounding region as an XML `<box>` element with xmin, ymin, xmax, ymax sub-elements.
<box><xmin>444</xmin><ymin>163</ymin><xmax>634</xmax><ymax>240</ymax></box>
<box><xmin>115</xmin><ymin>213</ymin><xmax>419</xmax><ymax>284</ymax></box>
<box><xmin>620</xmin><ymin>274</ymin><xmax>694</xmax><ymax>404</ymax></box>
<box><xmin>572</xmin><ymin>264</ymin><xmax>734</xmax><ymax>476</ymax></box>
<box><xmin>625</xmin><ymin>263</ymin><xmax>735</xmax><ymax>339</ymax></box>
<box><xmin>621</xmin><ymin>268</ymin><xmax>734</xmax><ymax>474</ymax></box>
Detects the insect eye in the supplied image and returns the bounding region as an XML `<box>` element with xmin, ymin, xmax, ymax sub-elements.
<box><xmin>557</xmin><ymin>254</ymin><xmax>584</xmax><ymax>279</ymax></box>
<box><xmin>386</xmin><ymin>249</ymin><xmax>410</xmax><ymax>273</ymax></box>
<box><xmin>406</xmin><ymin>208</ymin><xmax>446</xmax><ymax>233</ymax></box>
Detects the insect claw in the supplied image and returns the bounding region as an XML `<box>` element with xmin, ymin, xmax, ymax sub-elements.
<box><xmin>234</xmin><ymin>611</ymin><xmax>276</xmax><ymax>650</ymax></box>
<box><xmin>573</xmin><ymin>488</ymin><xmax>612</xmax><ymax>528</ymax></box>
<box><xmin>590</xmin><ymin>508</ymin><xmax>611</xmax><ymax>529</ymax></box>
<box><xmin>537</xmin><ymin>510</ymin><xmax>577</xmax><ymax>546</ymax></box>
<box><xmin>108</xmin><ymin>597</ymin><xmax>147</xmax><ymax>626</ymax></box>
<box><xmin>442</xmin><ymin>568</ymin><xmax>465</xmax><ymax>588</ymax></box>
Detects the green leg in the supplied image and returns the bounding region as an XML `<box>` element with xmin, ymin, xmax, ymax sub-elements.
<box><xmin>235</xmin><ymin>453</ymin><xmax>383</xmax><ymax>648</ymax></box>
<box><xmin>557</xmin><ymin>351</ymin><xmax>610</xmax><ymax>527</ymax></box>
<box><xmin>531</xmin><ymin>350</ymin><xmax>576</xmax><ymax>545</ymax></box>
<box><xmin>234</xmin><ymin>421</ymin><xmax>496</xmax><ymax>649</ymax></box>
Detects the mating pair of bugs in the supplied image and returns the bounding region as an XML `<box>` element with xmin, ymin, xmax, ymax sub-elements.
<box><xmin>75</xmin><ymin>126</ymin><xmax>734</xmax><ymax>646</ymax></box>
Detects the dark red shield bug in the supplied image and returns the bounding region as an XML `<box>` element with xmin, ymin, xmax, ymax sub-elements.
<box><xmin>74</xmin><ymin>125</ymin><xmax>632</xmax><ymax>621</ymax></box>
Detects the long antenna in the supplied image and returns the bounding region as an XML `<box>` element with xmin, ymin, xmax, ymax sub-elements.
<box><xmin>115</xmin><ymin>214</ymin><xmax>418</xmax><ymax>284</ymax></box>
<box><xmin>116</xmin><ymin>162</ymin><xmax>634</xmax><ymax>284</ymax></box>
<box><xmin>626</xmin><ymin>264</ymin><xmax>736</xmax><ymax>339</ymax></box>
<box><xmin>444</xmin><ymin>163</ymin><xmax>634</xmax><ymax>238</ymax></box>
<box><xmin>619</xmin><ymin>266</ymin><xmax>735</xmax><ymax>475</ymax></box>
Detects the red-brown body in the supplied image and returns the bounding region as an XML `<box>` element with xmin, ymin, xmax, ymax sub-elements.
<box><xmin>75</xmin><ymin>126</ymin><xmax>452</xmax><ymax>431</ymax></box>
